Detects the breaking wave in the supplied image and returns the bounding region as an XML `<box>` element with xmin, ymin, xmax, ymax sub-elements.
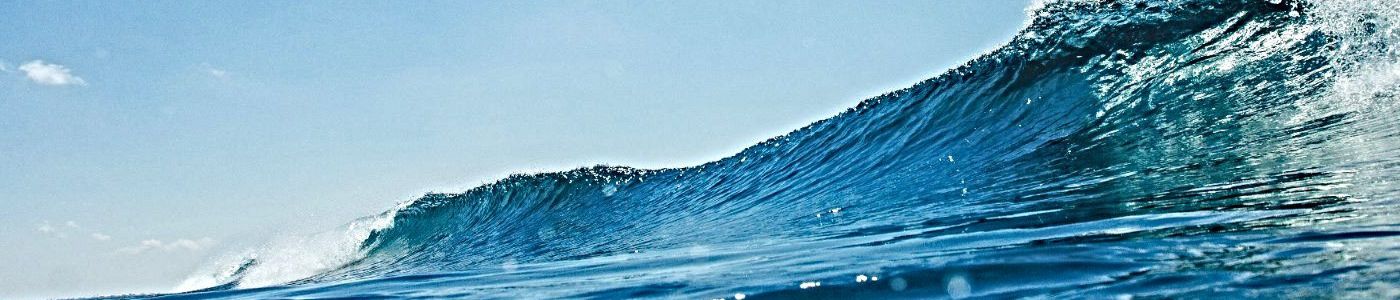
<box><xmin>161</xmin><ymin>0</ymin><xmax>1400</xmax><ymax>298</ymax></box>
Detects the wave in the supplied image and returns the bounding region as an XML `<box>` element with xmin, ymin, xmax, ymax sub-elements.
<box><xmin>168</xmin><ymin>0</ymin><xmax>1400</xmax><ymax>298</ymax></box>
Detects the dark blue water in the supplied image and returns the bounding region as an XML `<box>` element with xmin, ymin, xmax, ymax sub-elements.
<box><xmin>111</xmin><ymin>0</ymin><xmax>1400</xmax><ymax>299</ymax></box>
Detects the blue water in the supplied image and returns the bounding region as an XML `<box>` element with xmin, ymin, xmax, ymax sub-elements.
<box><xmin>110</xmin><ymin>0</ymin><xmax>1400</xmax><ymax>299</ymax></box>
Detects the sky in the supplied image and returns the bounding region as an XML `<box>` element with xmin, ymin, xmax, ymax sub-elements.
<box><xmin>0</xmin><ymin>1</ymin><xmax>1032</xmax><ymax>298</ymax></box>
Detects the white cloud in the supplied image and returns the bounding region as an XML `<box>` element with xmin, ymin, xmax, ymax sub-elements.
<box><xmin>206</xmin><ymin>68</ymin><xmax>228</xmax><ymax>78</ymax></box>
<box><xmin>36</xmin><ymin>221</ymin><xmax>67</xmax><ymax>238</ymax></box>
<box><xmin>18</xmin><ymin>60</ymin><xmax>86</xmax><ymax>86</ymax></box>
<box><xmin>36</xmin><ymin>220</ymin><xmax>93</xmax><ymax>239</ymax></box>
<box><xmin>201</xmin><ymin>63</ymin><xmax>228</xmax><ymax>79</ymax></box>
<box><xmin>0</xmin><ymin>60</ymin><xmax>11</xmax><ymax>73</ymax></box>
<box><xmin>91</xmin><ymin>233</ymin><xmax>112</xmax><ymax>241</ymax></box>
<box><xmin>118</xmin><ymin>238</ymin><xmax>216</xmax><ymax>254</ymax></box>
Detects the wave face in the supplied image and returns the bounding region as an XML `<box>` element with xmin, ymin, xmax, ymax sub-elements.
<box><xmin>163</xmin><ymin>0</ymin><xmax>1400</xmax><ymax>298</ymax></box>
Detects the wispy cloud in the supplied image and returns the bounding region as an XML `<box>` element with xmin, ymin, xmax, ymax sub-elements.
<box><xmin>36</xmin><ymin>221</ymin><xmax>71</xmax><ymax>238</ymax></box>
<box><xmin>201</xmin><ymin>63</ymin><xmax>229</xmax><ymax>79</ymax></box>
<box><xmin>0</xmin><ymin>60</ymin><xmax>11</xmax><ymax>73</ymax></box>
<box><xmin>38</xmin><ymin>220</ymin><xmax>111</xmax><ymax>241</ymax></box>
<box><xmin>207</xmin><ymin>69</ymin><xmax>228</xmax><ymax>78</ymax></box>
<box><xmin>18</xmin><ymin>60</ymin><xmax>86</xmax><ymax>86</ymax></box>
<box><xmin>117</xmin><ymin>238</ymin><xmax>216</xmax><ymax>254</ymax></box>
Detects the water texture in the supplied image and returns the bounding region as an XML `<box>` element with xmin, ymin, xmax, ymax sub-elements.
<box><xmin>130</xmin><ymin>0</ymin><xmax>1400</xmax><ymax>298</ymax></box>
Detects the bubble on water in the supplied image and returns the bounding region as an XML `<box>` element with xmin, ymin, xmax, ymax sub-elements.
<box><xmin>947</xmin><ymin>275</ymin><xmax>972</xmax><ymax>299</ymax></box>
<box><xmin>889</xmin><ymin>277</ymin><xmax>908</xmax><ymax>291</ymax></box>
<box><xmin>502</xmin><ymin>258</ymin><xmax>518</xmax><ymax>272</ymax></box>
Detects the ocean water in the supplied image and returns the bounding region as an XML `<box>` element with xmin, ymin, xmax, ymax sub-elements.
<box><xmin>113</xmin><ymin>0</ymin><xmax>1400</xmax><ymax>299</ymax></box>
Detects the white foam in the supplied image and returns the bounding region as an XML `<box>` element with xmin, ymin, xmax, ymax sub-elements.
<box><xmin>1295</xmin><ymin>0</ymin><xmax>1400</xmax><ymax>121</ymax></box>
<box><xmin>174</xmin><ymin>208</ymin><xmax>400</xmax><ymax>292</ymax></box>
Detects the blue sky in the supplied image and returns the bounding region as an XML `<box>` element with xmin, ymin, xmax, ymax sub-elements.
<box><xmin>0</xmin><ymin>1</ymin><xmax>1031</xmax><ymax>298</ymax></box>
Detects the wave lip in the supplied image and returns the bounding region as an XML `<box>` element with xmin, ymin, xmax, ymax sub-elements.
<box><xmin>170</xmin><ymin>0</ymin><xmax>1400</xmax><ymax>298</ymax></box>
<box><xmin>173</xmin><ymin>210</ymin><xmax>398</xmax><ymax>293</ymax></box>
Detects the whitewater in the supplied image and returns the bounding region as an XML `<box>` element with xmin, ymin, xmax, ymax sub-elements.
<box><xmin>102</xmin><ymin>0</ymin><xmax>1400</xmax><ymax>298</ymax></box>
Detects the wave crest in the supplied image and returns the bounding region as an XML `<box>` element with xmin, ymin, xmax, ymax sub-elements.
<box><xmin>178</xmin><ymin>0</ymin><xmax>1400</xmax><ymax>298</ymax></box>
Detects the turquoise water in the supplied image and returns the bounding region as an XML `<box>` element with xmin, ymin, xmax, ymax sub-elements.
<box><xmin>114</xmin><ymin>0</ymin><xmax>1400</xmax><ymax>298</ymax></box>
